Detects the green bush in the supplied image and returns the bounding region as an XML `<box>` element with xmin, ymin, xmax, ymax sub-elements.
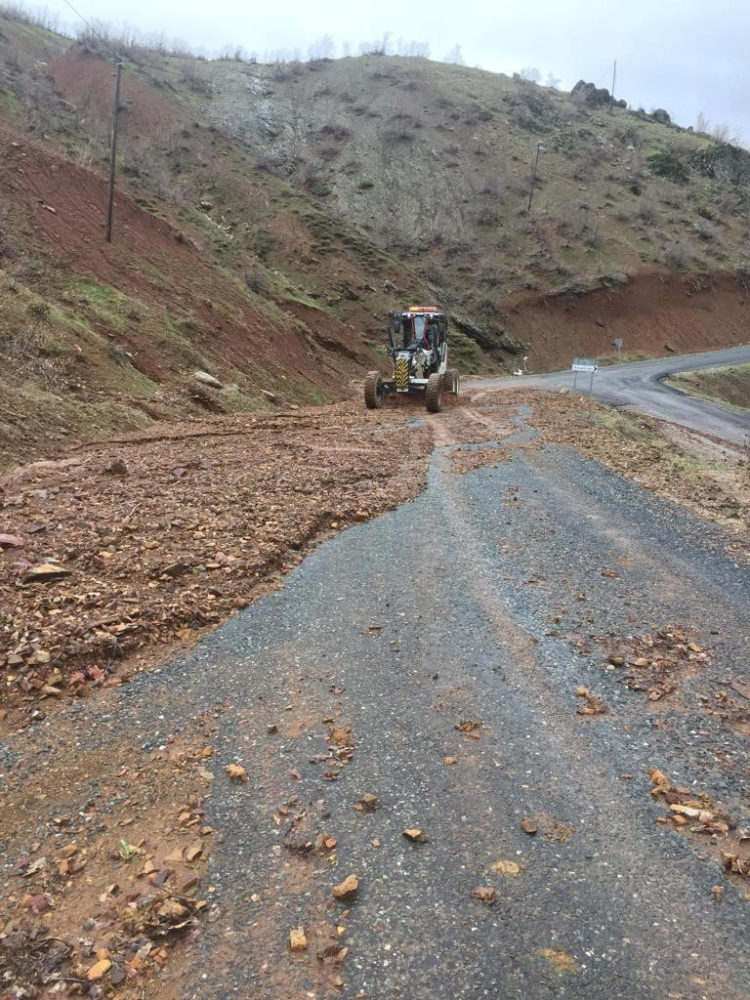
<box><xmin>647</xmin><ymin>150</ymin><xmax>689</xmax><ymax>183</ymax></box>
<box><xmin>357</xmin><ymin>178</ymin><xmax>374</xmax><ymax>190</ymax></box>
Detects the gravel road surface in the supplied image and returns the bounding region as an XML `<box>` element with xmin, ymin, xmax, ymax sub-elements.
<box><xmin>475</xmin><ymin>345</ymin><xmax>750</xmax><ymax>443</ymax></box>
<box><xmin>26</xmin><ymin>404</ymin><xmax>746</xmax><ymax>999</ymax></box>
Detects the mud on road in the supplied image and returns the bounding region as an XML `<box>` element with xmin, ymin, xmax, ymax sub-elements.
<box><xmin>1</xmin><ymin>390</ymin><xmax>749</xmax><ymax>998</ymax></box>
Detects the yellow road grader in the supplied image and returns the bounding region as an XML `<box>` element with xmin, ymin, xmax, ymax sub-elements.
<box><xmin>364</xmin><ymin>307</ymin><xmax>459</xmax><ymax>412</ymax></box>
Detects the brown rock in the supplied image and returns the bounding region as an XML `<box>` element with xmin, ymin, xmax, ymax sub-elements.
<box><xmin>226</xmin><ymin>763</ymin><xmax>248</xmax><ymax>782</ymax></box>
<box><xmin>403</xmin><ymin>828</ymin><xmax>428</xmax><ymax>843</ymax></box>
<box><xmin>0</xmin><ymin>534</ymin><xmax>23</xmax><ymax>548</ymax></box>
<box><xmin>25</xmin><ymin>562</ymin><xmax>71</xmax><ymax>583</ymax></box>
<box><xmin>87</xmin><ymin>959</ymin><xmax>112</xmax><ymax>982</ymax></box>
<box><xmin>289</xmin><ymin>926</ymin><xmax>308</xmax><ymax>951</ymax></box>
<box><xmin>332</xmin><ymin>874</ymin><xmax>359</xmax><ymax>900</ymax></box>
<box><xmin>157</xmin><ymin>899</ymin><xmax>189</xmax><ymax>921</ymax></box>
<box><xmin>471</xmin><ymin>886</ymin><xmax>497</xmax><ymax>904</ymax></box>
<box><xmin>103</xmin><ymin>459</ymin><xmax>128</xmax><ymax>476</ymax></box>
<box><xmin>185</xmin><ymin>840</ymin><xmax>204</xmax><ymax>862</ymax></box>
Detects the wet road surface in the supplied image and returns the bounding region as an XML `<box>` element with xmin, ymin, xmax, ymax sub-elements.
<box><xmin>474</xmin><ymin>345</ymin><xmax>750</xmax><ymax>443</ymax></box>
<box><xmin>100</xmin><ymin>405</ymin><xmax>750</xmax><ymax>998</ymax></box>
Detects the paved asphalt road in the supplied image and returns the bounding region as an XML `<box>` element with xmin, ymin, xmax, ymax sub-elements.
<box><xmin>80</xmin><ymin>406</ymin><xmax>746</xmax><ymax>999</ymax></box>
<box><xmin>473</xmin><ymin>345</ymin><xmax>750</xmax><ymax>444</ymax></box>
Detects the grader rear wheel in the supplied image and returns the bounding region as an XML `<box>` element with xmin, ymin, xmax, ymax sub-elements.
<box><xmin>364</xmin><ymin>371</ymin><xmax>385</xmax><ymax>409</ymax></box>
<box><xmin>425</xmin><ymin>372</ymin><xmax>443</xmax><ymax>413</ymax></box>
<box><xmin>442</xmin><ymin>368</ymin><xmax>459</xmax><ymax>394</ymax></box>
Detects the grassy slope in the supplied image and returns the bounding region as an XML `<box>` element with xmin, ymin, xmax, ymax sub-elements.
<box><xmin>665</xmin><ymin>363</ymin><xmax>750</xmax><ymax>412</ymax></box>
<box><xmin>195</xmin><ymin>56</ymin><xmax>750</xmax><ymax>297</ymax></box>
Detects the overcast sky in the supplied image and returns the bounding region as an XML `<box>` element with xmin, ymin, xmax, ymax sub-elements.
<box><xmin>41</xmin><ymin>0</ymin><xmax>749</xmax><ymax>143</ymax></box>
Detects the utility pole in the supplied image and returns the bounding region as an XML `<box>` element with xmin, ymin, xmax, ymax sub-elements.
<box><xmin>105</xmin><ymin>56</ymin><xmax>122</xmax><ymax>243</ymax></box>
<box><xmin>527</xmin><ymin>141</ymin><xmax>543</xmax><ymax>212</ymax></box>
<box><xmin>609</xmin><ymin>58</ymin><xmax>617</xmax><ymax>114</ymax></box>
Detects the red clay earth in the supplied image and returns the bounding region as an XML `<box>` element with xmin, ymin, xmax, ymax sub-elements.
<box><xmin>0</xmin><ymin>122</ymin><xmax>375</xmax><ymax>393</ymax></box>
<box><xmin>507</xmin><ymin>270</ymin><xmax>750</xmax><ymax>370</ymax></box>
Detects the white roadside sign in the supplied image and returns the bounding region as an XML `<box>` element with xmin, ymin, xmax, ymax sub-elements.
<box><xmin>572</xmin><ymin>358</ymin><xmax>598</xmax><ymax>373</ymax></box>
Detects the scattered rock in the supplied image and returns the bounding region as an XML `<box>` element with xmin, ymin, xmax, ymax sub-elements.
<box><xmin>157</xmin><ymin>899</ymin><xmax>189</xmax><ymax>921</ymax></box>
<box><xmin>0</xmin><ymin>533</ymin><xmax>23</xmax><ymax>548</ymax></box>
<box><xmin>575</xmin><ymin>687</ymin><xmax>608</xmax><ymax>715</ymax></box>
<box><xmin>488</xmin><ymin>859</ymin><xmax>522</xmax><ymax>876</ymax></box>
<box><xmin>354</xmin><ymin>792</ymin><xmax>378</xmax><ymax>813</ymax></box>
<box><xmin>103</xmin><ymin>459</ymin><xmax>128</xmax><ymax>476</ymax></box>
<box><xmin>185</xmin><ymin>840</ymin><xmax>204</xmax><ymax>862</ymax></box>
<box><xmin>194</xmin><ymin>370</ymin><xmax>223</xmax><ymax>389</ymax></box>
<box><xmin>520</xmin><ymin>817</ymin><xmax>538</xmax><ymax>835</ymax></box>
<box><xmin>24</xmin><ymin>563</ymin><xmax>71</xmax><ymax>583</ymax></box>
<box><xmin>403</xmin><ymin>828</ymin><xmax>428</xmax><ymax>843</ymax></box>
<box><xmin>86</xmin><ymin>959</ymin><xmax>112</xmax><ymax>982</ymax></box>
<box><xmin>471</xmin><ymin>886</ymin><xmax>497</xmax><ymax>904</ymax></box>
<box><xmin>443</xmin><ymin>756</ymin><xmax>458</xmax><ymax>766</ymax></box>
<box><xmin>225</xmin><ymin>763</ymin><xmax>248</xmax><ymax>782</ymax></box>
<box><xmin>332</xmin><ymin>874</ymin><xmax>359</xmax><ymax>900</ymax></box>
<box><xmin>289</xmin><ymin>926</ymin><xmax>308</xmax><ymax>951</ymax></box>
<box><xmin>260</xmin><ymin>389</ymin><xmax>277</xmax><ymax>402</ymax></box>
<box><xmin>722</xmin><ymin>852</ymin><xmax>750</xmax><ymax>878</ymax></box>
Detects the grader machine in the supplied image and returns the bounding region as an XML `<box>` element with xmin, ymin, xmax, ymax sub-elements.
<box><xmin>364</xmin><ymin>307</ymin><xmax>459</xmax><ymax>412</ymax></box>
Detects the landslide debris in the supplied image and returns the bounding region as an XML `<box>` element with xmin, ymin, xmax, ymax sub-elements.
<box><xmin>0</xmin><ymin>403</ymin><xmax>432</xmax><ymax>713</ymax></box>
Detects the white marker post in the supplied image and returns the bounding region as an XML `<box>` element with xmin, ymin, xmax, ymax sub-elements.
<box><xmin>572</xmin><ymin>357</ymin><xmax>598</xmax><ymax>393</ymax></box>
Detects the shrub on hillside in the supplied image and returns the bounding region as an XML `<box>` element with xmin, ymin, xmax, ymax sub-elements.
<box><xmin>651</xmin><ymin>108</ymin><xmax>672</xmax><ymax>125</ymax></box>
<box><xmin>689</xmin><ymin>141</ymin><xmax>750</xmax><ymax>185</ymax></box>
<box><xmin>571</xmin><ymin>80</ymin><xmax>621</xmax><ymax>108</ymax></box>
<box><xmin>320</xmin><ymin>121</ymin><xmax>351</xmax><ymax>140</ymax></box>
<box><xmin>662</xmin><ymin>240</ymin><xmax>691</xmax><ymax>268</ymax></box>
<box><xmin>693</xmin><ymin>219</ymin><xmax>716</xmax><ymax>241</ymax></box>
<box><xmin>504</xmin><ymin>87</ymin><xmax>559</xmax><ymax>133</ymax></box>
<box><xmin>475</xmin><ymin>207</ymin><xmax>500</xmax><ymax>227</ymax></box>
<box><xmin>244</xmin><ymin>266</ymin><xmax>268</xmax><ymax>293</ymax></box>
<box><xmin>647</xmin><ymin>150</ymin><xmax>689</xmax><ymax>183</ymax></box>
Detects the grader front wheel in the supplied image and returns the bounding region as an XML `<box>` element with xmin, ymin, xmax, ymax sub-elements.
<box><xmin>425</xmin><ymin>372</ymin><xmax>443</xmax><ymax>413</ymax></box>
<box><xmin>364</xmin><ymin>371</ymin><xmax>385</xmax><ymax>409</ymax></box>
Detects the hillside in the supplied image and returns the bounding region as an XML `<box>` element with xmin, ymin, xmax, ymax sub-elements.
<box><xmin>1</xmin><ymin>9</ymin><xmax>750</xmax><ymax>464</ymax></box>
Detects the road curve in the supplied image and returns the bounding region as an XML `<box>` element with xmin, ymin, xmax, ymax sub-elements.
<box><xmin>472</xmin><ymin>345</ymin><xmax>750</xmax><ymax>443</ymax></box>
